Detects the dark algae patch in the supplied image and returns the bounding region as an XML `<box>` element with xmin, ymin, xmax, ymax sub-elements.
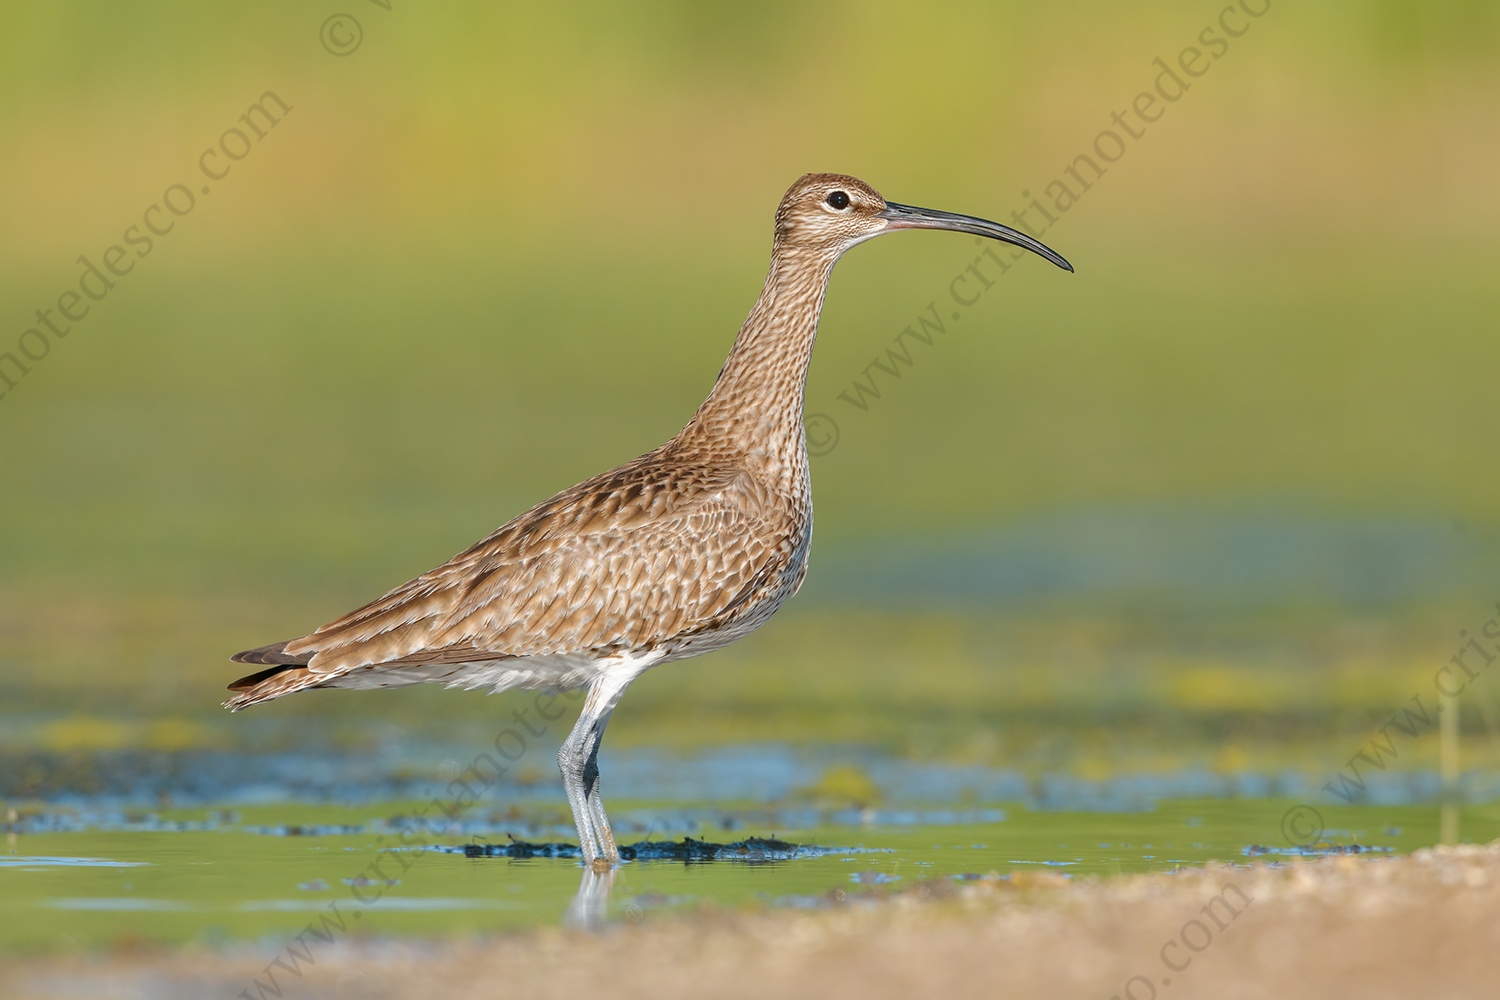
<box><xmin>450</xmin><ymin>835</ymin><xmax>851</xmax><ymax>862</ymax></box>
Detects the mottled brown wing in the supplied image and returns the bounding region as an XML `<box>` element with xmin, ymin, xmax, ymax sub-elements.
<box><xmin>279</xmin><ymin>460</ymin><xmax>793</xmax><ymax>677</ymax></box>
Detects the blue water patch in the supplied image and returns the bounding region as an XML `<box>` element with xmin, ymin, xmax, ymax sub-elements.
<box><xmin>247</xmin><ymin>823</ymin><xmax>366</xmax><ymax>837</ymax></box>
<box><xmin>849</xmin><ymin>871</ymin><xmax>902</xmax><ymax>884</ymax></box>
<box><xmin>7</xmin><ymin>753</ymin><xmax>1500</xmax><ymax>824</ymax></box>
<box><xmin>1</xmin><ymin>856</ymin><xmax>148</xmax><ymax>868</ymax></box>
<box><xmin>1242</xmin><ymin>843</ymin><xmax>1393</xmax><ymax>857</ymax></box>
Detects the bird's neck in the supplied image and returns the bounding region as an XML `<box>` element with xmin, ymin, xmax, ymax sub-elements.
<box><xmin>679</xmin><ymin>244</ymin><xmax>835</xmax><ymax>482</ymax></box>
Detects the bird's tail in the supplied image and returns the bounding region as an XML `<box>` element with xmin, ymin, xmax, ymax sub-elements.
<box><xmin>224</xmin><ymin>640</ymin><xmax>322</xmax><ymax>710</ymax></box>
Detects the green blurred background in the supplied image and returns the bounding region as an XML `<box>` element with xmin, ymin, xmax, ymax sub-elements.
<box><xmin>2</xmin><ymin>0</ymin><xmax>1499</xmax><ymax>779</ymax></box>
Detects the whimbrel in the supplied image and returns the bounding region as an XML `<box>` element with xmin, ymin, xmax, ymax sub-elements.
<box><xmin>226</xmin><ymin>173</ymin><xmax>1071</xmax><ymax>867</ymax></box>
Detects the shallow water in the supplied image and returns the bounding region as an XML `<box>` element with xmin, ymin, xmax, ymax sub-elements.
<box><xmin>5</xmin><ymin>795</ymin><xmax>1497</xmax><ymax>951</ymax></box>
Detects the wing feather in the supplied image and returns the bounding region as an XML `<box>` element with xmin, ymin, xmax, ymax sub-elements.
<box><xmin>274</xmin><ymin>458</ymin><xmax>795</xmax><ymax>681</ymax></box>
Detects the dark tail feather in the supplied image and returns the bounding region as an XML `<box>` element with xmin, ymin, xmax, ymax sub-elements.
<box><xmin>224</xmin><ymin>664</ymin><xmax>323</xmax><ymax>711</ymax></box>
<box><xmin>225</xmin><ymin>639</ymin><xmax>321</xmax><ymax>710</ymax></box>
<box><xmin>226</xmin><ymin>663</ymin><xmax>301</xmax><ymax>692</ymax></box>
<box><xmin>231</xmin><ymin>639</ymin><xmax>310</xmax><ymax>666</ymax></box>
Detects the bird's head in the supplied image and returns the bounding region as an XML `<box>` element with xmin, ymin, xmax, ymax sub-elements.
<box><xmin>774</xmin><ymin>172</ymin><xmax>1072</xmax><ymax>272</ymax></box>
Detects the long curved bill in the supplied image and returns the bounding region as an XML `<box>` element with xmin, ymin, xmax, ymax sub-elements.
<box><xmin>878</xmin><ymin>202</ymin><xmax>1074</xmax><ymax>272</ymax></box>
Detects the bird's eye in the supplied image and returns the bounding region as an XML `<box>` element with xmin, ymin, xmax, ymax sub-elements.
<box><xmin>826</xmin><ymin>190</ymin><xmax>850</xmax><ymax>210</ymax></box>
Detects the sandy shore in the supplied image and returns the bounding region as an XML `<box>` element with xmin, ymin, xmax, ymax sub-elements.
<box><xmin>6</xmin><ymin>842</ymin><xmax>1497</xmax><ymax>1000</ymax></box>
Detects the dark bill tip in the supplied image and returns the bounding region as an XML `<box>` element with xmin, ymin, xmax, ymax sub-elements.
<box><xmin>878</xmin><ymin>202</ymin><xmax>1074</xmax><ymax>273</ymax></box>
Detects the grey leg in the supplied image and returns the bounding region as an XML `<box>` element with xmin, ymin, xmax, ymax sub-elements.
<box><xmin>558</xmin><ymin>709</ymin><xmax>604</xmax><ymax>864</ymax></box>
<box><xmin>556</xmin><ymin>661</ymin><xmax>649</xmax><ymax>868</ymax></box>
<box><xmin>582</xmin><ymin>719</ymin><xmax>618</xmax><ymax>864</ymax></box>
